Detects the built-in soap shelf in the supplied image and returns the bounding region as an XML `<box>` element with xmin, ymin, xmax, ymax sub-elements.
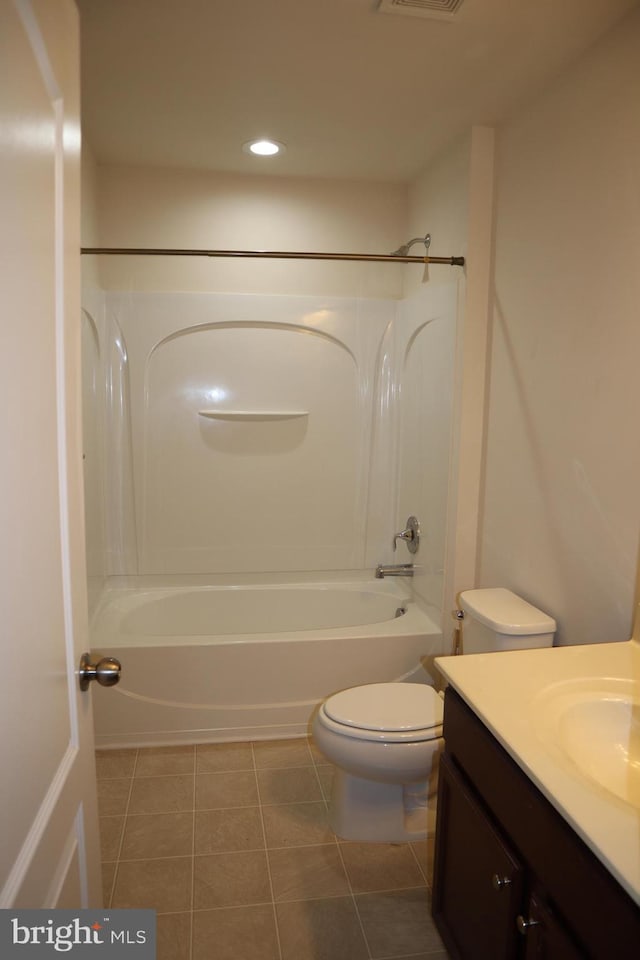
<box><xmin>198</xmin><ymin>410</ymin><xmax>309</xmax><ymax>422</ymax></box>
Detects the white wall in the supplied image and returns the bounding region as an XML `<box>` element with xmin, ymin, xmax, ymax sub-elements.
<box><xmin>405</xmin><ymin>133</ymin><xmax>471</xmax><ymax>298</ymax></box>
<box><xmin>479</xmin><ymin>8</ymin><xmax>640</xmax><ymax>645</ymax></box>
<box><xmin>93</xmin><ymin>165</ymin><xmax>407</xmax><ymax>300</ymax></box>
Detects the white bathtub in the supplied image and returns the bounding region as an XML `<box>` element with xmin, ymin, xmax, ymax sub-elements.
<box><xmin>90</xmin><ymin>575</ymin><xmax>443</xmax><ymax>748</ymax></box>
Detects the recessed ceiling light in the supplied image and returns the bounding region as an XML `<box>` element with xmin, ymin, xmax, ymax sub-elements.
<box><xmin>243</xmin><ymin>139</ymin><xmax>286</xmax><ymax>157</ymax></box>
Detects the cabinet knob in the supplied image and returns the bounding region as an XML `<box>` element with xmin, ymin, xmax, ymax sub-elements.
<box><xmin>492</xmin><ymin>874</ymin><xmax>512</xmax><ymax>891</ymax></box>
<box><xmin>516</xmin><ymin>915</ymin><xmax>541</xmax><ymax>935</ymax></box>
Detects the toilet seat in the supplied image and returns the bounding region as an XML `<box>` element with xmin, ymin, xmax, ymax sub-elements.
<box><xmin>321</xmin><ymin>683</ymin><xmax>443</xmax><ymax>743</ymax></box>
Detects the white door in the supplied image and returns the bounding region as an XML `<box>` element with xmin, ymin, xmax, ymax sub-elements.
<box><xmin>0</xmin><ymin>0</ymin><xmax>102</xmax><ymax>907</ymax></box>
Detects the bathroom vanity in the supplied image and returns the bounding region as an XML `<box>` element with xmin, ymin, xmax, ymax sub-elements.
<box><xmin>433</xmin><ymin>642</ymin><xmax>640</xmax><ymax>960</ymax></box>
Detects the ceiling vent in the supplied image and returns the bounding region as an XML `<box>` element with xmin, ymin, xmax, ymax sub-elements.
<box><xmin>377</xmin><ymin>0</ymin><xmax>465</xmax><ymax>21</ymax></box>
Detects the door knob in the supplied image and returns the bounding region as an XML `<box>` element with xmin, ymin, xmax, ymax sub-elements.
<box><xmin>78</xmin><ymin>653</ymin><xmax>122</xmax><ymax>691</ymax></box>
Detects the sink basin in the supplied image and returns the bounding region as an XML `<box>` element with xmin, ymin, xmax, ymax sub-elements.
<box><xmin>533</xmin><ymin>678</ymin><xmax>640</xmax><ymax>809</ymax></box>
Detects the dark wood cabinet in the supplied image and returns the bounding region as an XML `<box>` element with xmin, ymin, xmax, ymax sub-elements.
<box><xmin>435</xmin><ymin>753</ymin><xmax>524</xmax><ymax>958</ymax></box>
<box><xmin>432</xmin><ymin>689</ymin><xmax>640</xmax><ymax>960</ymax></box>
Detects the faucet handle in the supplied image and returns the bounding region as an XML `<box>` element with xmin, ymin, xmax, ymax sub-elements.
<box><xmin>393</xmin><ymin>516</ymin><xmax>420</xmax><ymax>554</ymax></box>
<box><xmin>392</xmin><ymin>528</ymin><xmax>411</xmax><ymax>550</ymax></box>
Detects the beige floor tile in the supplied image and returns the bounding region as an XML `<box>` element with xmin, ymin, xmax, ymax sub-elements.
<box><xmin>194</xmin><ymin>807</ymin><xmax>264</xmax><ymax>855</ymax></box>
<box><xmin>257</xmin><ymin>767</ymin><xmax>323</xmax><ymax>805</ymax></box>
<box><xmin>97</xmin><ymin>779</ymin><xmax>132</xmax><ymax>817</ymax></box>
<box><xmin>121</xmin><ymin>812</ymin><xmax>194</xmax><ymax>860</ymax></box>
<box><xmin>196</xmin><ymin>742</ymin><xmax>254</xmax><ymax>773</ymax></box>
<box><xmin>262</xmin><ymin>802</ymin><xmax>333</xmax><ymax>848</ymax></box>
<box><xmin>112</xmin><ymin>857</ymin><xmax>192</xmax><ymax>913</ymax></box>
<box><xmin>276</xmin><ymin>897</ymin><xmax>369</xmax><ymax>960</ymax></box>
<box><xmin>128</xmin><ymin>775</ymin><xmax>194</xmax><ymax>815</ymax></box>
<box><xmin>355</xmin><ymin>888</ymin><xmax>445</xmax><ymax>958</ymax></box>
<box><xmin>339</xmin><ymin>842</ymin><xmax>425</xmax><ymax>893</ymax></box>
<box><xmin>410</xmin><ymin>840</ymin><xmax>433</xmax><ymax>885</ymax></box>
<box><xmin>193</xmin><ymin>850</ymin><xmax>271</xmax><ymax>909</ymax></box>
<box><xmin>195</xmin><ymin>770</ymin><xmax>258</xmax><ymax>809</ymax></box>
<box><xmin>315</xmin><ymin>765</ymin><xmax>334</xmax><ymax>802</ymax></box>
<box><xmin>156</xmin><ymin>912</ymin><xmax>191</xmax><ymax>960</ymax></box>
<box><xmin>135</xmin><ymin>746</ymin><xmax>195</xmax><ymax>777</ymax></box>
<box><xmin>97</xmin><ymin>738</ymin><xmax>448</xmax><ymax>960</ymax></box>
<box><xmin>99</xmin><ymin>816</ymin><xmax>124</xmax><ymax>862</ymax></box>
<box><xmin>101</xmin><ymin>862</ymin><xmax>117</xmax><ymax>907</ymax></box>
<box><xmin>95</xmin><ymin>749</ymin><xmax>137</xmax><ymax>780</ymax></box>
<box><xmin>253</xmin><ymin>738</ymin><xmax>313</xmax><ymax>769</ymax></box>
<box><xmin>192</xmin><ymin>904</ymin><xmax>279</xmax><ymax>960</ymax></box>
<box><xmin>269</xmin><ymin>844</ymin><xmax>350</xmax><ymax>902</ymax></box>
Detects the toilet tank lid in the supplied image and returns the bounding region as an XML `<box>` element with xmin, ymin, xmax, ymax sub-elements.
<box><xmin>324</xmin><ymin>682</ymin><xmax>443</xmax><ymax>733</ymax></box>
<box><xmin>459</xmin><ymin>588</ymin><xmax>556</xmax><ymax>636</ymax></box>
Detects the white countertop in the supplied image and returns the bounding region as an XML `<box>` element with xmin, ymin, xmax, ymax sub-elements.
<box><xmin>435</xmin><ymin>639</ymin><xmax>640</xmax><ymax>905</ymax></box>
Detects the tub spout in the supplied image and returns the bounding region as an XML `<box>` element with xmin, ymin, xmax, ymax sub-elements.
<box><xmin>375</xmin><ymin>563</ymin><xmax>414</xmax><ymax>579</ymax></box>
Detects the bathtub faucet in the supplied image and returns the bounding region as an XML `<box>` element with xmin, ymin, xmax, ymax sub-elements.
<box><xmin>375</xmin><ymin>563</ymin><xmax>414</xmax><ymax>579</ymax></box>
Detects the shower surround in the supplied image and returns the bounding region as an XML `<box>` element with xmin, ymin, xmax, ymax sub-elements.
<box><xmin>84</xmin><ymin>283</ymin><xmax>457</xmax><ymax>746</ymax></box>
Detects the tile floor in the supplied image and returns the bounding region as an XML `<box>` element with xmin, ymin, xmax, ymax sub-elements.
<box><xmin>97</xmin><ymin>738</ymin><xmax>450</xmax><ymax>960</ymax></box>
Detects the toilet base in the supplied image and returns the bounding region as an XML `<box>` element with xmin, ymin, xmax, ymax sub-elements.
<box><xmin>328</xmin><ymin>769</ymin><xmax>434</xmax><ymax>842</ymax></box>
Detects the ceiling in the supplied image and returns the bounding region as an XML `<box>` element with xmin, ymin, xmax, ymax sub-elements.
<box><xmin>78</xmin><ymin>0</ymin><xmax>637</xmax><ymax>183</ymax></box>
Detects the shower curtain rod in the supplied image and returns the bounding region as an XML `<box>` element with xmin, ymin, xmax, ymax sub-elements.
<box><xmin>80</xmin><ymin>247</ymin><xmax>465</xmax><ymax>266</ymax></box>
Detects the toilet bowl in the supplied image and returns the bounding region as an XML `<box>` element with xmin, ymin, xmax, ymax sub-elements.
<box><xmin>312</xmin><ymin>588</ymin><xmax>557</xmax><ymax>843</ymax></box>
<box><xmin>312</xmin><ymin>682</ymin><xmax>443</xmax><ymax>842</ymax></box>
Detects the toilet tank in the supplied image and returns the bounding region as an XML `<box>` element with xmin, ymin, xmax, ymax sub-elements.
<box><xmin>459</xmin><ymin>588</ymin><xmax>556</xmax><ymax>654</ymax></box>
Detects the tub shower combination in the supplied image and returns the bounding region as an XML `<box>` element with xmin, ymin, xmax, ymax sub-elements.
<box><xmin>83</xmin><ymin>240</ymin><xmax>463</xmax><ymax>749</ymax></box>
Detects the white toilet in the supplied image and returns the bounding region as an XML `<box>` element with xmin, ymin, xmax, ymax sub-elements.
<box><xmin>312</xmin><ymin>587</ymin><xmax>556</xmax><ymax>842</ymax></box>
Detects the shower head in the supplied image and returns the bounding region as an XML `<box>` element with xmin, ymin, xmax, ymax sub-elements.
<box><xmin>390</xmin><ymin>233</ymin><xmax>431</xmax><ymax>257</ymax></box>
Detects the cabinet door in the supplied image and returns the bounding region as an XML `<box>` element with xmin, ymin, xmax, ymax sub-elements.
<box><xmin>432</xmin><ymin>754</ymin><xmax>524</xmax><ymax>960</ymax></box>
<box><xmin>520</xmin><ymin>894</ymin><xmax>586</xmax><ymax>960</ymax></box>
